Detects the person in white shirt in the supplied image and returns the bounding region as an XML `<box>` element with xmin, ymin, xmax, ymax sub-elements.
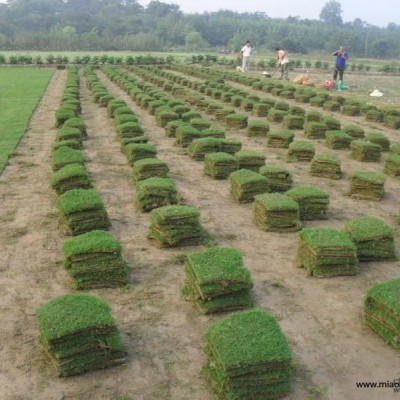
<box><xmin>240</xmin><ymin>40</ymin><xmax>252</xmax><ymax>72</ymax></box>
<box><xmin>275</xmin><ymin>47</ymin><xmax>290</xmax><ymax>80</ymax></box>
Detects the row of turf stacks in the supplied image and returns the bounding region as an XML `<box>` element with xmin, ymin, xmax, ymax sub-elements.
<box><xmin>259</xmin><ymin>165</ymin><xmax>293</xmax><ymax>192</ymax></box>
<box><xmin>148</xmin><ymin>205</ymin><xmax>204</xmax><ymax>247</ymax></box>
<box><xmin>132</xmin><ymin>157</ymin><xmax>169</xmax><ymax>182</ymax></box>
<box><xmin>51</xmin><ymin>164</ymin><xmax>92</xmax><ymax>195</ymax></box>
<box><xmin>344</xmin><ymin>216</ymin><xmax>395</xmax><ymax>261</ymax></box>
<box><xmin>229</xmin><ymin>169</ymin><xmax>269</xmax><ymax>203</ymax></box>
<box><xmin>266</xmin><ymin>129</ymin><xmax>295</xmax><ymax>148</ymax></box>
<box><xmin>310</xmin><ymin>154</ymin><xmax>342</xmax><ymax>180</ymax></box>
<box><xmin>57</xmin><ymin>188</ymin><xmax>111</xmax><ymax>235</ymax></box>
<box><xmin>384</xmin><ymin>154</ymin><xmax>400</xmax><ymax>176</ymax></box>
<box><xmin>287</xmin><ymin>140</ymin><xmax>315</xmax><ymax>162</ymax></box>
<box><xmin>253</xmin><ymin>193</ymin><xmax>301</xmax><ymax>232</ymax></box>
<box><xmin>203</xmin><ymin>309</ymin><xmax>294</xmax><ymax>399</ymax></box>
<box><xmin>234</xmin><ymin>150</ymin><xmax>266</xmax><ymax>172</ymax></box>
<box><xmin>348</xmin><ymin>171</ymin><xmax>386</xmax><ymax>201</ymax></box>
<box><xmin>296</xmin><ymin>227</ymin><xmax>359</xmax><ymax>277</ymax></box>
<box><xmin>350</xmin><ymin>140</ymin><xmax>382</xmax><ymax>162</ymax></box>
<box><xmin>204</xmin><ymin>152</ymin><xmax>240</xmax><ymax>179</ymax></box>
<box><xmin>286</xmin><ymin>185</ymin><xmax>330</xmax><ymax>220</ymax></box>
<box><xmin>135</xmin><ymin>177</ymin><xmax>179</xmax><ymax>212</ymax></box>
<box><xmin>364</xmin><ymin>278</ymin><xmax>400</xmax><ymax>349</ymax></box>
<box><xmin>325</xmin><ymin>130</ymin><xmax>353</xmax><ymax>150</ymax></box>
<box><xmin>36</xmin><ymin>294</ymin><xmax>127</xmax><ymax>377</ymax></box>
<box><xmin>63</xmin><ymin>230</ymin><xmax>129</xmax><ymax>289</ymax></box>
<box><xmin>181</xmin><ymin>247</ymin><xmax>253</xmax><ymax>314</ymax></box>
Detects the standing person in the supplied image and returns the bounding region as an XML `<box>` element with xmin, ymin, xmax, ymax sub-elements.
<box><xmin>240</xmin><ymin>40</ymin><xmax>252</xmax><ymax>72</ymax></box>
<box><xmin>275</xmin><ymin>47</ymin><xmax>289</xmax><ymax>81</ymax></box>
<box><xmin>332</xmin><ymin>46</ymin><xmax>349</xmax><ymax>83</ymax></box>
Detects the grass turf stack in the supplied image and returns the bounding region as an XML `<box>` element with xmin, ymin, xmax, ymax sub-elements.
<box><xmin>282</xmin><ymin>115</ymin><xmax>304</xmax><ymax>130</ymax></box>
<box><xmin>132</xmin><ymin>157</ymin><xmax>169</xmax><ymax>183</ymax></box>
<box><xmin>247</xmin><ymin>120</ymin><xmax>270</xmax><ymax>136</ymax></box>
<box><xmin>187</xmin><ymin>138</ymin><xmax>222</xmax><ymax>161</ymax></box>
<box><xmin>286</xmin><ymin>185</ymin><xmax>330</xmax><ymax>220</ymax></box>
<box><xmin>63</xmin><ymin>230</ymin><xmax>129</xmax><ymax>289</ymax></box>
<box><xmin>148</xmin><ymin>205</ymin><xmax>203</xmax><ymax>247</ymax></box>
<box><xmin>296</xmin><ymin>227</ymin><xmax>359</xmax><ymax>277</ymax></box>
<box><xmin>350</xmin><ymin>140</ymin><xmax>382</xmax><ymax>162</ymax></box>
<box><xmin>364</xmin><ymin>278</ymin><xmax>400</xmax><ymax>349</ymax></box>
<box><xmin>349</xmin><ymin>171</ymin><xmax>386</xmax><ymax>201</ymax></box>
<box><xmin>51</xmin><ymin>147</ymin><xmax>85</xmax><ymax>172</ymax></box>
<box><xmin>310</xmin><ymin>154</ymin><xmax>342</xmax><ymax>180</ymax></box>
<box><xmin>57</xmin><ymin>188</ymin><xmax>111</xmax><ymax>235</ymax></box>
<box><xmin>51</xmin><ymin>164</ymin><xmax>92</xmax><ymax>195</ymax></box>
<box><xmin>219</xmin><ymin>139</ymin><xmax>242</xmax><ymax>155</ymax></box>
<box><xmin>365</xmin><ymin>132</ymin><xmax>391</xmax><ymax>152</ymax></box>
<box><xmin>343</xmin><ymin>124</ymin><xmax>365</xmax><ymax>139</ymax></box>
<box><xmin>234</xmin><ymin>150</ymin><xmax>266</xmax><ymax>172</ymax></box>
<box><xmin>344</xmin><ymin>216</ymin><xmax>395</xmax><ymax>261</ymax></box>
<box><xmin>384</xmin><ymin>154</ymin><xmax>400</xmax><ymax>176</ymax></box>
<box><xmin>253</xmin><ymin>193</ymin><xmax>301</xmax><ymax>232</ymax></box>
<box><xmin>225</xmin><ymin>113</ymin><xmax>248</xmax><ymax>129</ymax></box>
<box><xmin>204</xmin><ymin>152</ymin><xmax>240</xmax><ymax>179</ymax></box>
<box><xmin>325</xmin><ymin>130</ymin><xmax>353</xmax><ymax>150</ymax></box>
<box><xmin>266</xmin><ymin>129</ymin><xmax>295</xmax><ymax>149</ymax></box>
<box><xmin>203</xmin><ymin>308</ymin><xmax>294</xmax><ymax>399</ymax></box>
<box><xmin>304</xmin><ymin>122</ymin><xmax>328</xmax><ymax>139</ymax></box>
<box><xmin>287</xmin><ymin>141</ymin><xmax>315</xmax><ymax>162</ymax></box>
<box><xmin>36</xmin><ymin>294</ymin><xmax>126</xmax><ymax>377</ymax></box>
<box><xmin>175</xmin><ymin>125</ymin><xmax>204</xmax><ymax>147</ymax></box>
<box><xmin>181</xmin><ymin>247</ymin><xmax>253</xmax><ymax>314</ymax></box>
<box><xmin>229</xmin><ymin>169</ymin><xmax>269</xmax><ymax>203</ymax></box>
<box><xmin>259</xmin><ymin>165</ymin><xmax>293</xmax><ymax>192</ymax></box>
<box><xmin>135</xmin><ymin>177</ymin><xmax>179</xmax><ymax>212</ymax></box>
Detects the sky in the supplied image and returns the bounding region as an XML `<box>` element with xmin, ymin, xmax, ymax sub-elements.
<box><xmin>140</xmin><ymin>0</ymin><xmax>399</xmax><ymax>28</ymax></box>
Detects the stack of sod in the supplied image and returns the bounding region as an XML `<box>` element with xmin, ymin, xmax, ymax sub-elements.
<box><xmin>175</xmin><ymin>125</ymin><xmax>204</xmax><ymax>147</ymax></box>
<box><xmin>51</xmin><ymin>147</ymin><xmax>85</xmax><ymax>172</ymax></box>
<box><xmin>225</xmin><ymin>113</ymin><xmax>248</xmax><ymax>129</ymax></box>
<box><xmin>344</xmin><ymin>216</ymin><xmax>395</xmax><ymax>261</ymax></box>
<box><xmin>181</xmin><ymin>247</ymin><xmax>253</xmax><ymax>314</ymax></box>
<box><xmin>63</xmin><ymin>118</ymin><xmax>87</xmax><ymax>139</ymax></box>
<box><xmin>384</xmin><ymin>115</ymin><xmax>400</xmax><ymax>129</ymax></box>
<box><xmin>135</xmin><ymin>177</ymin><xmax>179</xmax><ymax>212</ymax></box>
<box><xmin>215</xmin><ymin>108</ymin><xmax>236</xmax><ymax>122</ymax></box>
<box><xmin>51</xmin><ymin>164</ymin><xmax>92</xmax><ymax>195</ymax></box>
<box><xmin>204</xmin><ymin>152</ymin><xmax>240</xmax><ymax>179</ymax></box>
<box><xmin>56</xmin><ymin>127</ymin><xmax>83</xmax><ymax>143</ymax></box>
<box><xmin>107</xmin><ymin>99</ymin><xmax>127</xmax><ymax>117</ymax></box>
<box><xmin>187</xmin><ymin>138</ymin><xmax>222</xmax><ymax>161</ymax></box>
<box><xmin>36</xmin><ymin>294</ymin><xmax>127</xmax><ymax>377</ymax></box>
<box><xmin>322</xmin><ymin>116</ymin><xmax>341</xmax><ymax>130</ymax></box>
<box><xmin>252</xmin><ymin>103</ymin><xmax>270</xmax><ymax>117</ymax></box>
<box><xmin>364</xmin><ymin>278</ymin><xmax>400</xmax><ymax>349</ymax></box>
<box><xmin>148</xmin><ymin>205</ymin><xmax>203</xmax><ymax>247</ymax></box>
<box><xmin>267</xmin><ymin>108</ymin><xmax>288</xmax><ymax>123</ymax></box>
<box><xmin>306</xmin><ymin>110</ymin><xmax>323</xmax><ymax>122</ymax></box>
<box><xmin>63</xmin><ymin>230</ymin><xmax>128</xmax><ymax>289</ymax></box>
<box><xmin>155</xmin><ymin>108</ymin><xmax>179</xmax><ymax>127</ymax></box>
<box><xmin>310</xmin><ymin>154</ymin><xmax>342</xmax><ymax>180</ymax></box>
<box><xmin>55</xmin><ymin>108</ymin><xmax>77</xmax><ymax>128</ymax></box>
<box><xmin>219</xmin><ymin>139</ymin><xmax>242</xmax><ymax>154</ymax></box>
<box><xmin>203</xmin><ymin>309</ymin><xmax>294</xmax><ymax>399</ymax></box>
<box><xmin>266</xmin><ymin>129</ymin><xmax>295</xmax><ymax>148</ymax></box>
<box><xmin>120</xmin><ymin>136</ymin><xmax>149</xmax><ymax>150</ymax></box>
<box><xmin>384</xmin><ymin>154</ymin><xmax>400</xmax><ymax>176</ymax></box>
<box><xmin>202</xmin><ymin>126</ymin><xmax>226</xmax><ymax>139</ymax></box>
<box><xmin>349</xmin><ymin>171</ymin><xmax>386</xmax><ymax>201</ymax></box>
<box><xmin>365</xmin><ymin>109</ymin><xmax>384</xmax><ymax>122</ymax></box>
<box><xmin>53</xmin><ymin>139</ymin><xmax>82</xmax><ymax>151</ymax></box>
<box><xmin>234</xmin><ymin>150</ymin><xmax>266</xmax><ymax>172</ymax></box>
<box><xmin>296</xmin><ymin>227</ymin><xmax>359</xmax><ymax>277</ymax></box>
<box><xmin>350</xmin><ymin>140</ymin><xmax>382</xmax><ymax>162</ymax></box>
<box><xmin>325</xmin><ymin>130</ymin><xmax>353</xmax><ymax>149</ymax></box>
<box><xmin>165</xmin><ymin>120</ymin><xmax>186</xmax><ymax>138</ymax></box>
<box><xmin>247</xmin><ymin>120</ymin><xmax>270</xmax><ymax>136</ymax></box>
<box><xmin>229</xmin><ymin>169</ymin><xmax>269</xmax><ymax>203</ymax></box>
<box><xmin>304</xmin><ymin>122</ymin><xmax>328</xmax><ymax>139</ymax></box>
<box><xmin>286</xmin><ymin>185</ymin><xmax>330</xmax><ymax>220</ymax></box>
<box><xmin>116</xmin><ymin>122</ymin><xmax>144</xmax><ymax>140</ymax></box>
<box><xmin>343</xmin><ymin>124</ymin><xmax>365</xmax><ymax>139</ymax></box>
<box><xmin>57</xmin><ymin>189</ymin><xmax>111</xmax><ymax>235</ymax></box>
<box><xmin>132</xmin><ymin>157</ymin><xmax>169</xmax><ymax>183</ymax></box>
<box><xmin>253</xmin><ymin>193</ymin><xmax>301</xmax><ymax>232</ymax></box>
<box><xmin>341</xmin><ymin>104</ymin><xmax>361</xmax><ymax>116</ymax></box>
<box><xmin>287</xmin><ymin>141</ymin><xmax>315</xmax><ymax>162</ymax></box>
<box><xmin>259</xmin><ymin>165</ymin><xmax>293</xmax><ymax>192</ymax></box>
<box><xmin>190</xmin><ymin>118</ymin><xmax>211</xmax><ymax>131</ymax></box>
<box><xmin>390</xmin><ymin>144</ymin><xmax>400</xmax><ymax>155</ymax></box>
<box><xmin>365</xmin><ymin>133</ymin><xmax>391</xmax><ymax>152</ymax></box>
<box><xmin>310</xmin><ymin>96</ymin><xmax>325</xmax><ymax>107</ymax></box>
<box><xmin>125</xmin><ymin>143</ymin><xmax>157</xmax><ymax>165</ymax></box>
<box><xmin>282</xmin><ymin>115</ymin><xmax>304</xmax><ymax>130</ymax></box>
<box><xmin>322</xmin><ymin>100</ymin><xmax>341</xmax><ymax>112</ymax></box>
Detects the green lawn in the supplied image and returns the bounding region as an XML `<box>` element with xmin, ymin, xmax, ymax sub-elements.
<box><xmin>0</xmin><ymin>67</ymin><xmax>54</xmax><ymax>174</ymax></box>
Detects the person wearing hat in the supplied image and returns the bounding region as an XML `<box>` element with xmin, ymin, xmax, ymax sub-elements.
<box><xmin>332</xmin><ymin>46</ymin><xmax>349</xmax><ymax>83</ymax></box>
<box><xmin>239</xmin><ymin>40</ymin><xmax>252</xmax><ymax>73</ymax></box>
<box><xmin>275</xmin><ymin>47</ymin><xmax>290</xmax><ymax>81</ymax></box>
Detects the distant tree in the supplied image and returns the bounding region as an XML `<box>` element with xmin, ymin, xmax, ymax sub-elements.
<box><xmin>185</xmin><ymin>31</ymin><xmax>208</xmax><ymax>50</ymax></box>
<box><xmin>319</xmin><ymin>1</ymin><xmax>343</xmax><ymax>25</ymax></box>
<box><xmin>387</xmin><ymin>22</ymin><xmax>398</xmax><ymax>32</ymax></box>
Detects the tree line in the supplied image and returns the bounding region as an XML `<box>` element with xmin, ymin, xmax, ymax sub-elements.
<box><xmin>0</xmin><ymin>0</ymin><xmax>399</xmax><ymax>58</ymax></box>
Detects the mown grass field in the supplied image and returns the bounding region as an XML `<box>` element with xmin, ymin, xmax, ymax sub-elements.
<box><xmin>0</xmin><ymin>67</ymin><xmax>54</xmax><ymax>173</ymax></box>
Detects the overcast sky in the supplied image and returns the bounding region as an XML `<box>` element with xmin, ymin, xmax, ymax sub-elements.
<box><xmin>140</xmin><ymin>0</ymin><xmax>398</xmax><ymax>28</ymax></box>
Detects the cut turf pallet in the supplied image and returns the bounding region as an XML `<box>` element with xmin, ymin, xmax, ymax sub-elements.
<box><xmin>259</xmin><ymin>165</ymin><xmax>293</xmax><ymax>192</ymax></box>
<box><xmin>229</xmin><ymin>169</ymin><xmax>269</xmax><ymax>203</ymax></box>
<box><xmin>348</xmin><ymin>171</ymin><xmax>386</xmax><ymax>201</ymax></box>
<box><xmin>310</xmin><ymin>154</ymin><xmax>342</xmax><ymax>180</ymax></box>
<box><xmin>204</xmin><ymin>152</ymin><xmax>240</xmax><ymax>179</ymax></box>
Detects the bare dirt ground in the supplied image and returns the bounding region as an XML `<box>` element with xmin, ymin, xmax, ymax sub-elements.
<box><xmin>1</xmin><ymin>65</ymin><xmax>400</xmax><ymax>400</ymax></box>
